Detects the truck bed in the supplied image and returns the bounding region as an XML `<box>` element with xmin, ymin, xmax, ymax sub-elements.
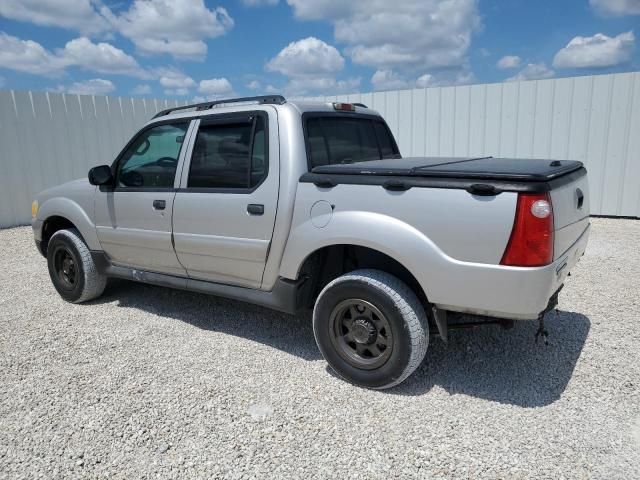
<box><xmin>300</xmin><ymin>155</ymin><xmax>590</xmax><ymax>265</ymax></box>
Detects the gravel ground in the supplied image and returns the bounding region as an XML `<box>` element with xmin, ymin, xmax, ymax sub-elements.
<box><xmin>1</xmin><ymin>218</ymin><xmax>639</xmax><ymax>479</ymax></box>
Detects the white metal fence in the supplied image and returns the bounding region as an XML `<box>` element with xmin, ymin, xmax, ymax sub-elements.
<box><xmin>0</xmin><ymin>72</ymin><xmax>639</xmax><ymax>227</ymax></box>
<box><xmin>0</xmin><ymin>92</ymin><xmax>186</xmax><ymax>228</ymax></box>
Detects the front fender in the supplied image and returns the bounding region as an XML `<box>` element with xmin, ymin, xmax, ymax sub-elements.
<box><xmin>35</xmin><ymin>196</ymin><xmax>101</xmax><ymax>250</ymax></box>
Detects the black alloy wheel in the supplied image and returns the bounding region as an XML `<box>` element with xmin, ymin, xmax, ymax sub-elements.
<box><xmin>328</xmin><ymin>299</ymin><xmax>393</xmax><ymax>370</ymax></box>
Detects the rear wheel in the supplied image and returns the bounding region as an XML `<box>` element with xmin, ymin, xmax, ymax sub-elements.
<box><xmin>313</xmin><ymin>269</ymin><xmax>429</xmax><ymax>389</ymax></box>
<box><xmin>47</xmin><ymin>228</ymin><xmax>106</xmax><ymax>303</ymax></box>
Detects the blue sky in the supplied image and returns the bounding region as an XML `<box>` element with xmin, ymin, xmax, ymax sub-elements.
<box><xmin>0</xmin><ymin>0</ymin><xmax>638</xmax><ymax>99</ymax></box>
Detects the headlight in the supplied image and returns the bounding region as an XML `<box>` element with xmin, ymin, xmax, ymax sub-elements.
<box><xmin>31</xmin><ymin>200</ymin><xmax>38</xmax><ymax>218</ymax></box>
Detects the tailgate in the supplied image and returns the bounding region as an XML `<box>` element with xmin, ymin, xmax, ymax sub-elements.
<box><xmin>550</xmin><ymin>171</ymin><xmax>590</xmax><ymax>259</ymax></box>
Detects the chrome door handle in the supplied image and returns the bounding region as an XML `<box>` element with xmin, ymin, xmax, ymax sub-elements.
<box><xmin>153</xmin><ymin>199</ymin><xmax>166</xmax><ymax>210</ymax></box>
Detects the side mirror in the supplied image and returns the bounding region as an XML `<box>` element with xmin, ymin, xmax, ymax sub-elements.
<box><xmin>88</xmin><ymin>165</ymin><xmax>114</xmax><ymax>186</ymax></box>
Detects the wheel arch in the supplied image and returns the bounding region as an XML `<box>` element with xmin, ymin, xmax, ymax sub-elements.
<box><xmin>280</xmin><ymin>211</ymin><xmax>444</xmax><ymax>310</ymax></box>
<box><xmin>37</xmin><ymin>197</ymin><xmax>101</xmax><ymax>254</ymax></box>
<box><xmin>41</xmin><ymin>216</ymin><xmax>79</xmax><ymax>256</ymax></box>
<box><xmin>293</xmin><ymin>243</ymin><xmax>429</xmax><ymax>311</ymax></box>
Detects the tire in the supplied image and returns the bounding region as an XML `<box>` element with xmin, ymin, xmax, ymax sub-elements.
<box><xmin>313</xmin><ymin>269</ymin><xmax>429</xmax><ymax>389</ymax></box>
<box><xmin>47</xmin><ymin>228</ymin><xmax>107</xmax><ymax>303</ymax></box>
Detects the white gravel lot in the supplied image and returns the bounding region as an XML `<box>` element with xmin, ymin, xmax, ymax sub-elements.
<box><xmin>1</xmin><ymin>218</ymin><xmax>639</xmax><ymax>479</ymax></box>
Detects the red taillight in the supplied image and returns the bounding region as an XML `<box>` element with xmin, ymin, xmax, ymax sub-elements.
<box><xmin>500</xmin><ymin>192</ymin><xmax>554</xmax><ymax>267</ymax></box>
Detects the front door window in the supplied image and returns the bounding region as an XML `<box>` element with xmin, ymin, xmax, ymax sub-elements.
<box><xmin>116</xmin><ymin>123</ymin><xmax>188</xmax><ymax>188</ymax></box>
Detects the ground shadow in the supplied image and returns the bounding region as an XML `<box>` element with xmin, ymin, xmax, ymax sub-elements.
<box><xmin>392</xmin><ymin>309</ymin><xmax>591</xmax><ymax>407</ymax></box>
<box><xmin>94</xmin><ymin>280</ymin><xmax>590</xmax><ymax>407</ymax></box>
<box><xmin>93</xmin><ymin>279</ymin><xmax>321</xmax><ymax>361</ymax></box>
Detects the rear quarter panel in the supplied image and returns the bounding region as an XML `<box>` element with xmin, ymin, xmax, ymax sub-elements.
<box><xmin>281</xmin><ymin>183</ymin><xmax>518</xmax><ymax>271</ymax></box>
<box><xmin>279</xmin><ymin>182</ymin><xmax>591</xmax><ymax>319</ymax></box>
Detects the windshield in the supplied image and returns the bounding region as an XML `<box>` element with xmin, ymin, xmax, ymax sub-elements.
<box><xmin>305</xmin><ymin>116</ymin><xmax>400</xmax><ymax>169</ymax></box>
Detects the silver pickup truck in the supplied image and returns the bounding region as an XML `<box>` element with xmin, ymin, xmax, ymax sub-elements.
<box><xmin>31</xmin><ymin>95</ymin><xmax>590</xmax><ymax>389</ymax></box>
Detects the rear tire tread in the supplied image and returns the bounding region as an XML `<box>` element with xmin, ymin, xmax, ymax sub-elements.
<box><xmin>314</xmin><ymin>269</ymin><xmax>429</xmax><ymax>389</ymax></box>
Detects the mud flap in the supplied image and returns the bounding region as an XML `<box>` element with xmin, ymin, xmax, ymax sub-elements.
<box><xmin>432</xmin><ymin>306</ymin><xmax>448</xmax><ymax>343</ymax></box>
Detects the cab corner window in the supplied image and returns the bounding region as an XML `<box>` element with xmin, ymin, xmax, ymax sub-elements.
<box><xmin>188</xmin><ymin>115</ymin><xmax>267</xmax><ymax>189</ymax></box>
<box><xmin>305</xmin><ymin>116</ymin><xmax>399</xmax><ymax>169</ymax></box>
<box><xmin>116</xmin><ymin>122</ymin><xmax>188</xmax><ymax>188</ymax></box>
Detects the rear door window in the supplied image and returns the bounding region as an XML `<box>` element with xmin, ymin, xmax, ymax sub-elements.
<box><xmin>188</xmin><ymin>115</ymin><xmax>267</xmax><ymax>189</ymax></box>
<box><xmin>305</xmin><ymin>116</ymin><xmax>399</xmax><ymax>169</ymax></box>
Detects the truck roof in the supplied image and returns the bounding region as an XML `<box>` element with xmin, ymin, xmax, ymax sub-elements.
<box><xmin>148</xmin><ymin>95</ymin><xmax>380</xmax><ymax>124</ymax></box>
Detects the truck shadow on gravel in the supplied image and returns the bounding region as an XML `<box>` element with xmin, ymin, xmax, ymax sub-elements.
<box><xmin>98</xmin><ymin>280</ymin><xmax>322</xmax><ymax>361</ymax></box>
<box><xmin>98</xmin><ymin>280</ymin><xmax>589</xmax><ymax>408</ymax></box>
<box><xmin>392</xmin><ymin>310</ymin><xmax>591</xmax><ymax>407</ymax></box>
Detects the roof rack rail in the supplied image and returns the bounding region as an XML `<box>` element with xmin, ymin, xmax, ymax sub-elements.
<box><xmin>352</xmin><ymin>103</ymin><xmax>368</xmax><ymax>108</ymax></box>
<box><xmin>153</xmin><ymin>95</ymin><xmax>286</xmax><ymax>119</ymax></box>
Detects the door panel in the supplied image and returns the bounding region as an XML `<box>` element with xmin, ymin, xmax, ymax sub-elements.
<box><xmin>94</xmin><ymin>121</ymin><xmax>194</xmax><ymax>275</ymax></box>
<box><xmin>95</xmin><ymin>191</ymin><xmax>184</xmax><ymax>274</ymax></box>
<box><xmin>172</xmin><ymin>110</ymin><xmax>278</xmax><ymax>288</ymax></box>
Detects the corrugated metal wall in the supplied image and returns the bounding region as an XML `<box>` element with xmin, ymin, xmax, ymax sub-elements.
<box><xmin>0</xmin><ymin>92</ymin><xmax>186</xmax><ymax>228</ymax></box>
<box><xmin>307</xmin><ymin>72</ymin><xmax>640</xmax><ymax>219</ymax></box>
<box><xmin>0</xmin><ymin>72</ymin><xmax>638</xmax><ymax>228</ymax></box>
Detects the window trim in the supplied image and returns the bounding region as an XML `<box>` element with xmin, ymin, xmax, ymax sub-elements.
<box><xmin>301</xmin><ymin>112</ymin><xmax>400</xmax><ymax>172</ymax></box>
<box><xmin>105</xmin><ymin>119</ymin><xmax>192</xmax><ymax>192</ymax></box>
<box><xmin>180</xmin><ymin>110</ymin><xmax>270</xmax><ymax>194</ymax></box>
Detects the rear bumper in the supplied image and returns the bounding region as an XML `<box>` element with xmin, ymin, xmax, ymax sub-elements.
<box><xmin>434</xmin><ymin>223</ymin><xmax>590</xmax><ymax>320</ymax></box>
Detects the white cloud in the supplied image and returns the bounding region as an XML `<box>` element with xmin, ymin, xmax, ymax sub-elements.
<box><xmin>267</xmin><ymin>37</ymin><xmax>344</xmax><ymax>76</ymax></box>
<box><xmin>287</xmin><ymin>0</ymin><xmax>481</xmax><ymax>73</ymax></box>
<box><xmin>0</xmin><ymin>32</ymin><xmax>151</xmax><ymax>79</ymax></box>
<box><xmin>415</xmin><ymin>74</ymin><xmax>433</xmax><ymax>88</ymax></box>
<box><xmin>497</xmin><ymin>55</ymin><xmax>521</xmax><ymax>69</ymax></box>
<box><xmin>284</xmin><ymin>76</ymin><xmax>360</xmax><ymax>95</ymax></box>
<box><xmin>507</xmin><ymin>63</ymin><xmax>555</xmax><ymax>82</ymax></box>
<box><xmin>373</xmin><ymin>68</ymin><xmax>473</xmax><ymax>91</ymax></box>
<box><xmin>371</xmin><ymin>70</ymin><xmax>409</xmax><ymax>91</ymax></box>
<box><xmin>0</xmin><ymin>32</ymin><xmax>67</xmax><ymax>76</ymax></box>
<box><xmin>590</xmin><ymin>0</ymin><xmax>640</xmax><ymax>16</ymax></box>
<box><xmin>58</xmin><ymin>78</ymin><xmax>116</xmax><ymax>95</ymax></box>
<box><xmin>198</xmin><ymin>77</ymin><xmax>234</xmax><ymax>96</ymax></box>
<box><xmin>131</xmin><ymin>84</ymin><xmax>152</xmax><ymax>95</ymax></box>
<box><xmin>267</xmin><ymin>37</ymin><xmax>354</xmax><ymax>95</ymax></box>
<box><xmin>0</xmin><ymin>0</ymin><xmax>109</xmax><ymax>35</ymax></box>
<box><xmin>60</xmin><ymin>37</ymin><xmax>149</xmax><ymax>78</ymax></box>
<box><xmin>109</xmin><ymin>0</ymin><xmax>234</xmax><ymax>60</ymax></box>
<box><xmin>164</xmin><ymin>88</ymin><xmax>190</xmax><ymax>96</ymax></box>
<box><xmin>241</xmin><ymin>0</ymin><xmax>279</xmax><ymax>6</ymax></box>
<box><xmin>156</xmin><ymin>68</ymin><xmax>196</xmax><ymax>89</ymax></box>
<box><xmin>1</xmin><ymin>0</ymin><xmax>235</xmax><ymax>61</ymax></box>
<box><xmin>552</xmin><ymin>31</ymin><xmax>635</xmax><ymax>69</ymax></box>
<box><xmin>246</xmin><ymin>80</ymin><xmax>261</xmax><ymax>90</ymax></box>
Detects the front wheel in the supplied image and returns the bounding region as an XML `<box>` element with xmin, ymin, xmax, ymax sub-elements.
<box><xmin>313</xmin><ymin>269</ymin><xmax>429</xmax><ymax>389</ymax></box>
<box><xmin>47</xmin><ymin>228</ymin><xmax>107</xmax><ymax>303</ymax></box>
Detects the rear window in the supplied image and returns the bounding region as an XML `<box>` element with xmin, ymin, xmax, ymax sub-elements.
<box><xmin>305</xmin><ymin>116</ymin><xmax>399</xmax><ymax>169</ymax></box>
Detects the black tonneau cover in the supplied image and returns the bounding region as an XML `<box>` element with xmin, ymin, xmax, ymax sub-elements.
<box><xmin>311</xmin><ymin>157</ymin><xmax>583</xmax><ymax>182</ymax></box>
